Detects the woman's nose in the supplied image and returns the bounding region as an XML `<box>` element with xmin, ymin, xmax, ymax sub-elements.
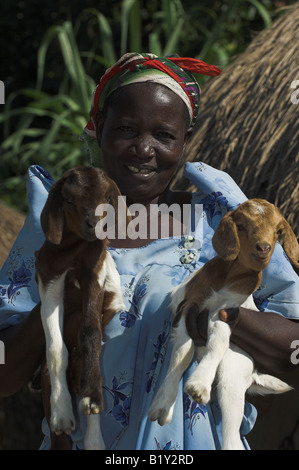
<box><xmin>133</xmin><ymin>135</ymin><xmax>155</xmax><ymax>159</ymax></box>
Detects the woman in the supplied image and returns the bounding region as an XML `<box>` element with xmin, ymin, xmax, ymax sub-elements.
<box><xmin>0</xmin><ymin>53</ymin><xmax>298</xmax><ymax>450</ymax></box>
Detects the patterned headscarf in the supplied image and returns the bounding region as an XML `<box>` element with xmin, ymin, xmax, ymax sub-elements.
<box><xmin>81</xmin><ymin>52</ymin><xmax>222</xmax><ymax>163</ymax></box>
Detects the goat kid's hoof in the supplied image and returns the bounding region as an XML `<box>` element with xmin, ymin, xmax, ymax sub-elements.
<box><xmin>185</xmin><ymin>381</ymin><xmax>211</xmax><ymax>405</ymax></box>
<box><xmin>50</xmin><ymin>413</ymin><xmax>75</xmax><ymax>436</ymax></box>
<box><xmin>79</xmin><ymin>396</ymin><xmax>102</xmax><ymax>415</ymax></box>
<box><xmin>148</xmin><ymin>404</ymin><xmax>174</xmax><ymax>426</ymax></box>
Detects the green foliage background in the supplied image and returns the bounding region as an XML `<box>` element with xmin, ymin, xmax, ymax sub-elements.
<box><xmin>0</xmin><ymin>0</ymin><xmax>296</xmax><ymax>212</ymax></box>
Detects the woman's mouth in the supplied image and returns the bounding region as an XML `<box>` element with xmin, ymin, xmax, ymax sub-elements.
<box><xmin>126</xmin><ymin>165</ymin><xmax>156</xmax><ymax>177</ymax></box>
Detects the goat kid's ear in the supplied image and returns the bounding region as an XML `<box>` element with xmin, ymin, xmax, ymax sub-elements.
<box><xmin>278</xmin><ymin>218</ymin><xmax>299</xmax><ymax>275</ymax></box>
<box><xmin>105</xmin><ymin>178</ymin><xmax>132</xmax><ymax>236</ymax></box>
<box><xmin>40</xmin><ymin>179</ymin><xmax>65</xmax><ymax>245</ymax></box>
<box><xmin>212</xmin><ymin>211</ymin><xmax>240</xmax><ymax>260</ymax></box>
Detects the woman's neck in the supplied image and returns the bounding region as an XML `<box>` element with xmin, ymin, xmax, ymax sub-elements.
<box><xmin>108</xmin><ymin>189</ymin><xmax>192</xmax><ymax>249</ymax></box>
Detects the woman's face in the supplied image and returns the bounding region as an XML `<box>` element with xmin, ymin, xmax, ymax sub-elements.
<box><xmin>96</xmin><ymin>83</ymin><xmax>192</xmax><ymax>206</ymax></box>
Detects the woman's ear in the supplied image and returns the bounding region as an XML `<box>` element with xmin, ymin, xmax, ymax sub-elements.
<box><xmin>183</xmin><ymin>127</ymin><xmax>193</xmax><ymax>149</ymax></box>
<box><xmin>212</xmin><ymin>211</ymin><xmax>240</xmax><ymax>260</ymax></box>
<box><xmin>95</xmin><ymin>111</ymin><xmax>105</xmax><ymax>146</ymax></box>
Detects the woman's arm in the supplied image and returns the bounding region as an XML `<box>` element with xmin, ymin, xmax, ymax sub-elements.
<box><xmin>231</xmin><ymin>307</ymin><xmax>299</xmax><ymax>373</ymax></box>
<box><xmin>193</xmin><ymin>305</ymin><xmax>299</xmax><ymax>374</ymax></box>
<box><xmin>0</xmin><ymin>303</ymin><xmax>45</xmax><ymax>398</ymax></box>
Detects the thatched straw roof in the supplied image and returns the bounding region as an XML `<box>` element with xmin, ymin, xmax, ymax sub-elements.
<box><xmin>174</xmin><ymin>3</ymin><xmax>299</xmax><ymax>235</ymax></box>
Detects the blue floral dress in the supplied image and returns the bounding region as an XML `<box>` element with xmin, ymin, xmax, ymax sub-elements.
<box><xmin>1</xmin><ymin>162</ymin><xmax>298</xmax><ymax>450</ymax></box>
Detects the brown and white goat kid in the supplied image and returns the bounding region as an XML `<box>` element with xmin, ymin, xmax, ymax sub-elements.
<box><xmin>35</xmin><ymin>166</ymin><xmax>126</xmax><ymax>450</ymax></box>
<box><xmin>148</xmin><ymin>199</ymin><xmax>299</xmax><ymax>450</ymax></box>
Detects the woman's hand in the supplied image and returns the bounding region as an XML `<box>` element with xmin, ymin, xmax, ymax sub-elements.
<box><xmin>0</xmin><ymin>303</ymin><xmax>45</xmax><ymax>398</ymax></box>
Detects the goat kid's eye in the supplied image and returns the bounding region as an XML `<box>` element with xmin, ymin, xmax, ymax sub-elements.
<box><xmin>64</xmin><ymin>199</ymin><xmax>74</xmax><ymax>207</ymax></box>
<box><xmin>277</xmin><ymin>228</ymin><xmax>283</xmax><ymax>237</ymax></box>
<box><xmin>237</xmin><ymin>224</ymin><xmax>245</xmax><ymax>231</ymax></box>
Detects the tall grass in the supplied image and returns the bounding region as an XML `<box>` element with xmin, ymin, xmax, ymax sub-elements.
<box><xmin>0</xmin><ymin>0</ymin><xmax>279</xmax><ymax>211</ymax></box>
<box><xmin>0</xmin><ymin>20</ymin><xmax>95</xmax><ymax>210</ymax></box>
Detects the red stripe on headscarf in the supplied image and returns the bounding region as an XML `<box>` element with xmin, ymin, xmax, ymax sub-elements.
<box><xmin>142</xmin><ymin>58</ymin><xmax>197</xmax><ymax>116</ymax></box>
<box><xmin>167</xmin><ymin>57</ymin><xmax>222</xmax><ymax>77</ymax></box>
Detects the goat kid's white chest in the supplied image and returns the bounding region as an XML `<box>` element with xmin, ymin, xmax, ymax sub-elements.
<box><xmin>73</xmin><ymin>252</ymin><xmax>123</xmax><ymax>299</ymax></box>
<box><xmin>203</xmin><ymin>287</ymin><xmax>248</xmax><ymax>317</ymax></box>
<box><xmin>170</xmin><ymin>272</ymin><xmax>248</xmax><ymax>315</ymax></box>
<box><xmin>73</xmin><ymin>251</ymin><xmax>125</xmax><ymax>314</ymax></box>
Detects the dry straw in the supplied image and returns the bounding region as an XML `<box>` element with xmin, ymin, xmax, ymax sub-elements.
<box><xmin>174</xmin><ymin>3</ymin><xmax>299</xmax><ymax>234</ymax></box>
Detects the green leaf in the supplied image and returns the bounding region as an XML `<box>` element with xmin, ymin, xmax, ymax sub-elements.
<box><xmin>129</xmin><ymin>0</ymin><xmax>142</xmax><ymax>53</ymax></box>
<box><xmin>84</xmin><ymin>8</ymin><xmax>116</xmax><ymax>64</ymax></box>
<box><xmin>121</xmin><ymin>0</ymin><xmax>137</xmax><ymax>55</ymax></box>
<box><xmin>246</xmin><ymin>0</ymin><xmax>272</xmax><ymax>28</ymax></box>
<box><xmin>163</xmin><ymin>17</ymin><xmax>185</xmax><ymax>56</ymax></box>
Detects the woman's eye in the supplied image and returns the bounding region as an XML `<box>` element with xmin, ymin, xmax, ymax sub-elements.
<box><xmin>157</xmin><ymin>131</ymin><xmax>175</xmax><ymax>140</ymax></box>
<box><xmin>118</xmin><ymin>126</ymin><xmax>134</xmax><ymax>133</ymax></box>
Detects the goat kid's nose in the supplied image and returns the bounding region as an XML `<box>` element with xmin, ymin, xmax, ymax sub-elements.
<box><xmin>85</xmin><ymin>217</ymin><xmax>97</xmax><ymax>231</ymax></box>
<box><xmin>256</xmin><ymin>242</ymin><xmax>271</xmax><ymax>253</ymax></box>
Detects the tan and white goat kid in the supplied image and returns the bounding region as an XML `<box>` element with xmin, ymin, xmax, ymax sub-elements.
<box><xmin>148</xmin><ymin>199</ymin><xmax>298</xmax><ymax>450</ymax></box>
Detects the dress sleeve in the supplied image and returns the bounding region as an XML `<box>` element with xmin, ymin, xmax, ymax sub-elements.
<box><xmin>183</xmin><ymin>161</ymin><xmax>299</xmax><ymax>320</ymax></box>
<box><xmin>0</xmin><ymin>166</ymin><xmax>53</xmax><ymax>329</ymax></box>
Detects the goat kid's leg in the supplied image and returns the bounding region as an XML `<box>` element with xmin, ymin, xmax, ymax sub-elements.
<box><xmin>41</xmin><ymin>360</ymin><xmax>72</xmax><ymax>450</ymax></box>
<box><xmin>38</xmin><ymin>273</ymin><xmax>75</xmax><ymax>435</ymax></box>
<box><xmin>79</xmin><ymin>322</ymin><xmax>104</xmax><ymax>416</ymax></box>
<box><xmin>84</xmin><ymin>414</ymin><xmax>105</xmax><ymax>450</ymax></box>
<box><xmin>79</xmin><ymin>311</ymin><xmax>106</xmax><ymax>450</ymax></box>
<box><xmin>216</xmin><ymin>346</ymin><xmax>254</xmax><ymax>450</ymax></box>
<box><xmin>78</xmin><ymin>267</ymin><xmax>105</xmax><ymax>414</ymax></box>
<box><xmin>148</xmin><ymin>316</ymin><xmax>194</xmax><ymax>426</ymax></box>
<box><xmin>185</xmin><ymin>311</ymin><xmax>231</xmax><ymax>405</ymax></box>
